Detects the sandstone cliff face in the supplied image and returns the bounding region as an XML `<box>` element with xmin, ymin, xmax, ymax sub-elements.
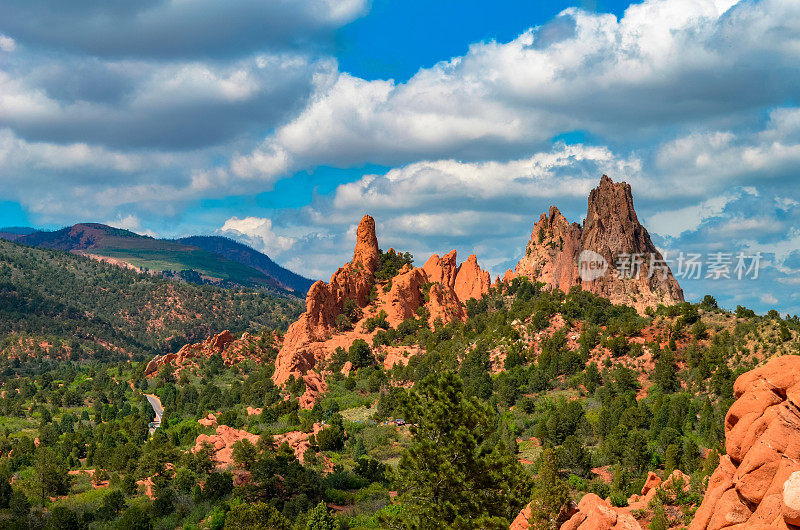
<box><xmin>514</xmin><ymin>175</ymin><xmax>683</xmax><ymax>313</ymax></box>
<box><xmin>515</xmin><ymin>206</ymin><xmax>582</xmax><ymax>292</ymax></box>
<box><xmin>690</xmin><ymin>355</ymin><xmax>800</xmax><ymax>529</ymax></box>
<box><xmin>454</xmin><ymin>254</ymin><xmax>492</xmax><ymax>302</ymax></box>
<box><xmin>423</xmin><ymin>250</ymin><xmax>458</xmax><ymax>291</ymax></box>
<box><xmin>272</xmin><ymin>217</ymin><xmax>490</xmax><ymax>392</ymax></box>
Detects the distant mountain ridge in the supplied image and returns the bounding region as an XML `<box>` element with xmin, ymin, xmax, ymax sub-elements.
<box><xmin>0</xmin><ymin>223</ymin><xmax>314</xmax><ymax>295</ymax></box>
<box><xmin>0</xmin><ymin>226</ymin><xmax>38</xmax><ymax>241</ymax></box>
<box><xmin>175</xmin><ymin>235</ymin><xmax>314</xmax><ymax>295</ymax></box>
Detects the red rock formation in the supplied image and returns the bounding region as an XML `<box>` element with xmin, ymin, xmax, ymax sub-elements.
<box><xmin>273</xmin><ymin>216</ymin><xmax>475</xmax><ymax>391</ymax></box>
<box><xmin>193</xmin><ymin>425</ymin><xmax>260</xmax><ymax>469</ymax></box>
<box><xmin>510</xmin><ymin>503</ymin><xmax>533</xmax><ymax>530</ymax></box>
<box><xmin>560</xmin><ymin>494</ymin><xmax>640</xmax><ymax>530</ymax></box>
<box><xmin>299</xmin><ymin>371</ymin><xmax>327</xmax><ymax>410</ymax></box>
<box><xmin>427</xmin><ymin>282</ymin><xmax>466</xmax><ymax>324</ymax></box>
<box><xmin>198</xmin><ymin>413</ymin><xmax>217</xmax><ymax>427</ymax></box>
<box><xmin>273</xmin><ymin>216</ymin><xmax>381</xmax><ymax>386</ymax></box>
<box><xmin>352</xmin><ymin>214</ymin><xmax>380</xmax><ymax>274</ymax></box>
<box><xmin>145</xmin><ymin>330</ymin><xmax>247</xmax><ymax>376</ymax></box>
<box><xmin>423</xmin><ymin>250</ymin><xmax>458</xmax><ymax>290</ymax></box>
<box><xmin>626</xmin><ymin>469</ymin><xmax>690</xmax><ymax>512</ymax></box>
<box><xmin>690</xmin><ymin>355</ymin><xmax>800</xmax><ymax>529</ymax></box>
<box><xmin>454</xmin><ymin>254</ymin><xmax>492</xmax><ymax>302</ymax></box>
<box><xmin>384</xmin><ymin>267</ymin><xmax>427</xmax><ymax>327</ymax></box>
<box><xmin>272</xmin><ymin>422</ymin><xmax>325</xmax><ymax>464</ymax></box>
<box><xmin>514</xmin><ymin>175</ymin><xmax>683</xmax><ymax>313</ymax></box>
<box><xmin>625</xmin><ymin>471</ymin><xmax>662</xmax><ymax>511</ymax></box>
<box><xmin>512</xmin><ymin>494</ymin><xmax>639</xmax><ymax>530</ymax></box>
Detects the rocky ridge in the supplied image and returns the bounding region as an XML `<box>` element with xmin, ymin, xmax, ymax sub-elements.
<box><xmin>510</xmin><ymin>175</ymin><xmax>684</xmax><ymax>313</ymax></box>
<box><xmin>144</xmin><ymin>330</ymin><xmax>260</xmax><ymax>377</ymax></box>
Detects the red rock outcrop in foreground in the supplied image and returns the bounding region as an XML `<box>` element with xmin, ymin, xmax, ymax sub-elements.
<box><xmin>690</xmin><ymin>355</ymin><xmax>800</xmax><ymax>529</ymax></box>
<box><xmin>194</xmin><ymin>425</ymin><xmax>259</xmax><ymax>469</ymax></box>
<box><xmin>145</xmin><ymin>330</ymin><xmax>259</xmax><ymax>376</ymax></box>
<box><xmin>510</xmin><ymin>493</ymin><xmax>638</xmax><ymax>530</ymax></box>
<box><xmin>511</xmin><ymin>469</ymin><xmax>691</xmax><ymax>529</ymax></box>
<box><xmin>193</xmin><ymin>423</ymin><xmax>325</xmax><ymax>466</ymax></box>
<box><xmin>511</xmin><ymin>176</ymin><xmax>684</xmax><ymax>314</ymax></box>
<box><xmin>273</xmin><ymin>215</ymin><xmax>492</xmax><ymax>389</ymax></box>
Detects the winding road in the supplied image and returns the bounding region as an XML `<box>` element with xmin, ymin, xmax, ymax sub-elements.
<box><xmin>144</xmin><ymin>393</ymin><xmax>163</xmax><ymax>434</ymax></box>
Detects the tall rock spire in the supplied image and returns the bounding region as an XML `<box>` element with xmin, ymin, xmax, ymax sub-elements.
<box><xmin>514</xmin><ymin>175</ymin><xmax>683</xmax><ymax>313</ymax></box>
<box><xmin>352</xmin><ymin>215</ymin><xmax>380</xmax><ymax>274</ymax></box>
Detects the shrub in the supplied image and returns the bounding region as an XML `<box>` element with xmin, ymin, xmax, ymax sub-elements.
<box><xmin>224</xmin><ymin>502</ymin><xmax>290</xmax><ymax>530</ymax></box>
<box><xmin>363</xmin><ymin>311</ymin><xmax>390</xmax><ymax>333</ymax></box>
<box><xmin>606</xmin><ymin>336</ymin><xmax>630</xmax><ymax>357</ymax></box>
<box><xmin>375</xmin><ymin>249</ymin><xmax>413</xmax><ymax>282</ymax></box>
<box><xmin>337</xmin><ymin>299</ymin><xmax>363</xmax><ymax>331</ymax></box>
<box><xmin>204</xmin><ymin>471</ymin><xmax>233</xmax><ymax>501</ymax></box>
<box><xmin>348</xmin><ymin>339</ymin><xmax>374</xmax><ymax>369</ymax></box>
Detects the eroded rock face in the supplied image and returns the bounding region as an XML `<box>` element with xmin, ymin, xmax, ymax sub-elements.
<box><xmin>272</xmin><ymin>217</ymin><xmax>480</xmax><ymax>392</ymax></box>
<box><xmin>516</xmin><ymin>206</ymin><xmax>582</xmax><ymax>293</ymax></box>
<box><xmin>273</xmin><ymin>215</ymin><xmax>381</xmax><ymax>386</ymax></box>
<box><xmin>145</xmin><ymin>330</ymin><xmax>248</xmax><ymax>376</ymax></box>
<box><xmin>454</xmin><ymin>254</ymin><xmax>492</xmax><ymax>303</ymax></box>
<box><xmin>384</xmin><ymin>266</ymin><xmax>427</xmax><ymax>327</ymax></box>
<box><xmin>299</xmin><ymin>371</ymin><xmax>327</xmax><ymax>410</ymax></box>
<box><xmin>690</xmin><ymin>355</ymin><xmax>800</xmax><ymax>529</ymax></box>
<box><xmin>352</xmin><ymin>214</ymin><xmax>380</xmax><ymax>274</ymax></box>
<box><xmin>193</xmin><ymin>425</ymin><xmax>259</xmax><ymax>469</ymax></box>
<box><xmin>423</xmin><ymin>250</ymin><xmax>458</xmax><ymax>291</ymax></box>
<box><xmin>514</xmin><ymin>176</ymin><xmax>684</xmax><ymax>313</ymax></box>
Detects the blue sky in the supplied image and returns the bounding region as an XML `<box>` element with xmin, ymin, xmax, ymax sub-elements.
<box><xmin>1</xmin><ymin>0</ymin><xmax>800</xmax><ymax>315</ymax></box>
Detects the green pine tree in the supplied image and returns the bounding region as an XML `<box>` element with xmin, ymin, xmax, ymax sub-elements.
<box><xmin>306</xmin><ymin>501</ymin><xmax>340</xmax><ymax>530</ymax></box>
<box><xmin>528</xmin><ymin>448</ymin><xmax>571</xmax><ymax>530</ymax></box>
<box><xmin>382</xmin><ymin>372</ymin><xmax>529</xmax><ymax>529</ymax></box>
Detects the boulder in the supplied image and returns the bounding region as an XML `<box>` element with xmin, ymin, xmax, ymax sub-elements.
<box><xmin>560</xmin><ymin>493</ymin><xmax>641</xmax><ymax>530</ymax></box>
<box><xmin>690</xmin><ymin>356</ymin><xmax>800</xmax><ymax>529</ymax></box>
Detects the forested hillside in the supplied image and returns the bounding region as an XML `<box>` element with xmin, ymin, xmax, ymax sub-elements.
<box><xmin>0</xmin><ymin>269</ymin><xmax>796</xmax><ymax>529</ymax></box>
<box><xmin>0</xmin><ymin>239</ymin><xmax>303</xmax><ymax>361</ymax></box>
<box><xmin>175</xmin><ymin>236</ymin><xmax>314</xmax><ymax>295</ymax></box>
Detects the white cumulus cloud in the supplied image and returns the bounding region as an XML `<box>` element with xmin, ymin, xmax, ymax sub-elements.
<box><xmin>220</xmin><ymin>216</ymin><xmax>295</xmax><ymax>256</ymax></box>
